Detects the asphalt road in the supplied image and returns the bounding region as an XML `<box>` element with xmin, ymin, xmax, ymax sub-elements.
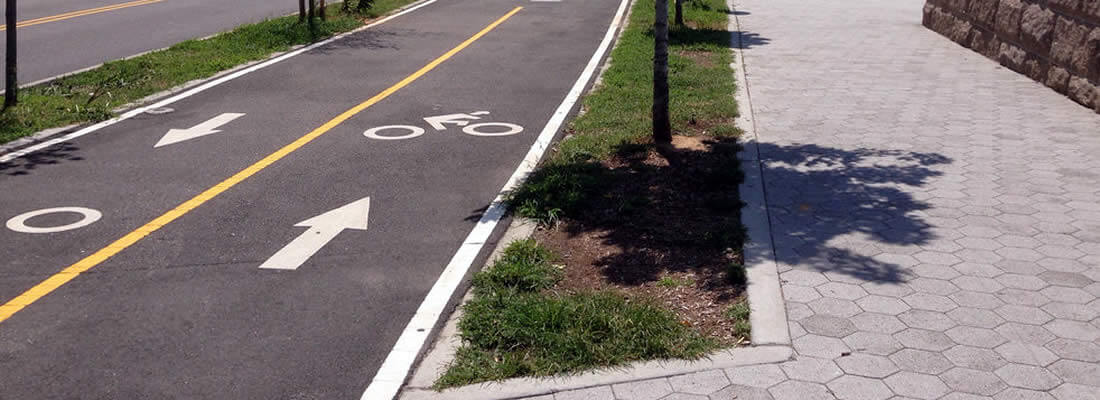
<box><xmin>0</xmin><ymin>0</ymin><xmax>622</xmax><ymax>398</ymax></box>
<box><xmin>1</xmin><ymin>0</ymin><xmax>300</xmax><ymax>83</ymax></box>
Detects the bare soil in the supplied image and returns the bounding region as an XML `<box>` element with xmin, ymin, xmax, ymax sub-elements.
<box><xmin>536</xmin><ymin>135</ymin><xmax>748</xmax><ymax>345</ymax></box>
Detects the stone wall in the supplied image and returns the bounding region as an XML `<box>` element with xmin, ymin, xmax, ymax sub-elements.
<box><xmin>923</xmin><ymin>0</ymin><xmax>1100</xmax><ymax>113</ymax></box>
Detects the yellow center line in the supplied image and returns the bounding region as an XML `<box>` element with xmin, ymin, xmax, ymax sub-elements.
<box><xmin>0</xmin><ymin>6</ymin><xmax>524</xmax><ymax>325</ymax></box>
<box><xmin>0</xmin><ymin>0</ymin><xmax>164</xmax><ymax>31</ymax></box>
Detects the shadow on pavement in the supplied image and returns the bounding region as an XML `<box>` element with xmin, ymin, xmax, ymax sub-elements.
<box><xmin>505</xmin><ymin>137</ymin><xmax>950</xmax><ymax>297</ymax></box>
<box><xmin>753</xmin><ymin>143</ymin><xmax>951</xmax><ymax>284</ymax></box>
<box><xmin>0</xmin><ymin>143</ymin><xmax>84</xmax><ymax>176</ymax></box>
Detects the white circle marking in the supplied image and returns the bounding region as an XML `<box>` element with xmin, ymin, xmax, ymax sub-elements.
<box><xmin>6</xmin><ymin>207</ymin><xmax>103</xmax><ymax>234</ymax></box>
<box><xmin>363</xmin><ymin>125</ymin><xmax>425</xmax><ymax>140</ymax></box>
<box><xmin>462</xmin><ymin>122</ymin><xmax>524</xmax><ymax>137</ymax></box>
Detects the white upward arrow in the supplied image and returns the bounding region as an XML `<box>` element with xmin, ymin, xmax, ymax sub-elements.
<box><xmin>154</xmin><ymin>113</ymin><xmax>246</xmax><ymax>148</ymax></box>
<box><xmin>259</xmin><ymin>197</ymin><xmax>371</xmax><ymax>270</ymax></box>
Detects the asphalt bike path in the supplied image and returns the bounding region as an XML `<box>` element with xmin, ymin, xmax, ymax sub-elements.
<box><xmin>2</xmin><ymin>0</ymin><xmax>299</xmax><ymax>83</ymax></box>
<box><xmin>0</xmin><ymin>0</ymin><xmax>620</xmax><ymax>397</ymax></box>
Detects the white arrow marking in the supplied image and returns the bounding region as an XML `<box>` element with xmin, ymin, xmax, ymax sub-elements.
<box><xmin>154</xmin><ymin>113</ymin><xmax>246</xmax><ymax>148</ymax></box>
<box><xmin>259</xmin><ymin>197</ymin><xmax>371</xmax><ymax>270</ymax></box>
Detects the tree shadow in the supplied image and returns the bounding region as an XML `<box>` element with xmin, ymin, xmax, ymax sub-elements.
<box><xmin>0</xmin><ymin>143</ymin><xmax>84</xmax><ymax>176</ymax></box>
<box><xmin>642</xmin><ymin>19</ymin><xmax>771</xmax><ymax>50</ymax></box>
<box><xmin>506</xmin><ymin>138</ymin><xmax>949</xmax><ymax>298</ymax></box>
<box><xmin>309</xmin><ymin>29</ymin><xmax>402</xmax><ymax>54</ymax></box>
<box><xmin>751</xmin><ymin>143</ymin><xmax>950</xmax><ymax>284</ymax></box>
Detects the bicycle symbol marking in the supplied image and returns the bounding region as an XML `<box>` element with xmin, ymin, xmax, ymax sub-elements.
<box><xmin>363</xmin><ymin>111</ymin><xmax>524</xmax><ymax>140</ymax></box>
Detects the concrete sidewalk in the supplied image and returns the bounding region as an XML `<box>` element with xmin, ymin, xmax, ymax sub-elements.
<box><xmin>528</xmin><ymin>0</ymin><xmax>1100</xmax><ymax>398</ymax></box>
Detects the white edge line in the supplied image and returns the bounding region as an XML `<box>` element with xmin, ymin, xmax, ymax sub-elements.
<box><xmin>0</xmin><ymin>0</ymin><xmax>439</xmax><ymax>164</ymax></box>
<box><xmin>358</xmin><ymin>0</ymin><xmax>632</xmax><ymax>397</ymax></box>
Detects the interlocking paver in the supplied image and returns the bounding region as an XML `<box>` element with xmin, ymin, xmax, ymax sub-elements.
<box><xmin>995</xmin><ymin>364</ymin><xmax>1063</xmax><ymax>391</ymax></box>
<box><xmin>943</xmin><ymin>345</ymin><xmax>1008</xmax><ymax>371</ymax></box>
<box><xmin>725</xmin><ymin>364</ymin><xmax>787</xmax><ymax>388</ymax></box>
<box><xmin>995</xmin><ymin>342</ymin><xmax>1060</xmax><ymax>367</ymax></box>
<box><xmin>836</xmin><ymin>353</ymin><xmax>898</xmax><ymax>378</ymax></box>
<box><xmin>779</xmin><ymin>357</ymin><xmax>843</xmax><ymax>383</ymax></box>
<box><xmin>668</xmin><ymin>370</ymin><xmax>729</xmax><ymax>395</ymax></box>
<box><xmin>826</xmin><ymin>375</ymin><xmax>893</xmax><ymax>400</ymax></box>
<box><xmin>767</xmin><ymin>381</ymin><xmax>832</xmax><ymax>400</ymax></box>
<box><xmin>883</xmin><ymin>372</ymin><xmax>950</xmax><ymax>399</ymax></box>
<box><xmin>890</xmin><ymin>348</ymin><xmax>954</xmax><ymax>375</ymax></box>
<box><xmin>518</xmin><ymin>0</ymin><xmax>1100</xmax><ymax>398</ymax></box>
<box><xmin>613</xmin><ymin>378</ymin><xmax>674</xmax><ymax>400</ymax></box>
<box><xmin>1044</xmin><ymin>338</ymin><xmax>1100</xmax><ymax>362</ymax></box>
<box><xmin>940</xmin><ymin>367</ymin><xmax>1009</xmax><ymax>396</ymax></box>
<box><xmin>801</xmin><ymin>314</ymin><xmax>858</xmax><ymax>338</ymax></box>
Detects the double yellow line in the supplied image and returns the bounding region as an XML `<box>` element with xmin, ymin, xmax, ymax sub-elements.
<box><xmin>0</xmin><ymin>6</ymin><xmax>524</xmax><ymax>325</ymax></box>
<box><xmin>0</xmin><ymin>0</ymin><xmax>163</xmax><ymax>31</ymax></box>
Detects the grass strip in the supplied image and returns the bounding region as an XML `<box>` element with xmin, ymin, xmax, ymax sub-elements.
<box><xmin>435</xmin><ymin>240</ymin><xmax>717</xmax><ymax>389</ymax></box>
<box><xmin>555</xmin><ymin>0</ymin><xmax>739</xmax><ymax>165</ymax></box>
<box><xmin>508</xmin><ymin>0</ymin><xmax>742</xmax><ymax>225</ymax></box>
<box><xmin>0</xmin><ymin>0</ymin><xmax>414</xmax><ymax>144</ymax></box>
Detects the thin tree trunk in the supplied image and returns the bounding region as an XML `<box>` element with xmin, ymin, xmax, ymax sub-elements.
<box><xmin>674</xmin><ymin>0</ymin><xmax>683</xmax><ymax>26</ymax></box>
<box><xmin>307</xmin><ymin>0</ymin><xmax>316</xmax><ymax>34</ymax></box>
<box><xmin>652</xmin><ymin>0</ymin><xmax>671</xmax><ymax>144</ymax></box>
<box><xmin>299</xmin><ymin>0</ymin><xmax>306</xmax><ymax>22</ymax></box>
<box><xmin>4</xmin><ymin>0</ymin><xmax>16</xmax><ymax>108</ymax></box>
<box><xmin>318</xmin><ymin>0</ymin><xmax>326</xmax><ymax>20</ymax></box>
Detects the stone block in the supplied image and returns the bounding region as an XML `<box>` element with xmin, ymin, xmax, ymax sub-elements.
<box><xmin>996</xmin><ymin>0</ymin><xmax>1026</xmax><ymax>40</ymax></box>
<box><xmin>1020</xmin><ymin>3</ymin><xmax>1056</xmax><ymax>53</ymax></box>
<box><xmin>968</xmin><ymin>0</ymin><xmax>1001</xmax><ymax>26</ymax></box>
<box><xmin>970</xmin><ymin>27</ymin><xmax>1003</xmax><ymax>59</ymax></box>
<box><xmin>1052</xmin><ymin>17</ymin><xmax>1092</xmax><ymax>75</ymax></box>
<box><xmin>1089</xmin><ymin>27</ymin><xmax>1100</xmax><ymax>82</ymax></box>
<box><xmin>999</xmin><ymin>42</ymin><xmax>1028</xmax><ymax>70</ymax></box>
<box><xmin>1046</xmin><ymin>65</ymin><xmax>1071</xmax><ymax>91</ymax></box>
<box><xmin>945</xmin><ymin>0</ymin><xmax>971</xmax><ymax>13</ymax></box>
<box><xmin>1084</xmin><ymin>0</ymin><xmax>1100</xmax><ymax>19</ymax></box>
<box><xmin>1067</xmin><ymin>76</ymin><xmax>1098</xmax><ymax>107</ymax></box>
<box><xmin>1047</xmin><ymin>0</ymin><xmax>1081</xmax><ymax>14</ymax></box>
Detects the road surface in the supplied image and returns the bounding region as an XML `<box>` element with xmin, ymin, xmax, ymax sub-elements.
<box><xmin>0</xmin><ymin>0</ymin><xmax>624</xmax><ymax>398</ymax></box>
<box><xmin>1</xmin><ymin>0</ymin><xmax>299</xmax><ymax>83</ymax></box>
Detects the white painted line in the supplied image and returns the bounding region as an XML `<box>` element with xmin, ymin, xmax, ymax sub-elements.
<box><xmin>155</xmin><ymin>112</ymin><xmax>245</xmax><ymax>148</ymax></box>
<box><xmin>259</xmin><ymin>197</ymin><xmax>371</xmax><ymax>270</ymax></box>
<box><xmin>6</xmin><ymin>207</ymin><xmax>103</xmax><ymax>234</ymax></box>
<box><xmin>358</xmin><ymin>0</ymin><xmax>632</xmax><ymax>396</ymax></box>
<box><xmin>0</xmin><ymin>0</ymin><xmax>440</xmax><ymax>164</ymax></box>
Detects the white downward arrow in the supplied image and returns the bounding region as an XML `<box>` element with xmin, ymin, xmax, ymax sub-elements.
<box><xmin>259</xmin><ymin>197</ymin><xmax>371</xmax><ymax>270</ymax></box>
<box><xmin>154</xmin><ymin>113</ymin><xmax>246</xmax><ymax>148</ymax></box>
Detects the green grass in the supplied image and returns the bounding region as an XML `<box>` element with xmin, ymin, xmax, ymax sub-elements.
<box><xmin>0</xmin><ymin>0</ymin><xmax>415</xmax><ymax>144</ymax></box>
<box><xmin>506</xmin><ymin>0</ymin><xmax>741</xmax><ymax>224</ymax></box>
<box><xmin>725</xmin><ymin>300</ymin><xmax>751</xmax><ymax>339</ymax></box>
<box><xmin>656</xmin><ymin>276</ymin><xmax>692</xmax><ymax>287</ymax></box>
<box><xmin>435</xmin><ymin>240</ymin><xmax>717</xmax><ymax>389</ymax></box>
<box><xmin>555</xmin><ymin>0</ymin><xmax>739</xmax><ymax>164</ymax></box>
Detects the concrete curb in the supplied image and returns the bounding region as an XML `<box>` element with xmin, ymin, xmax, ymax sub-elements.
<box><xmin>395</xmin><ymin>1</ymin><xmax>792</xmax><ymax>398</ymax></box>
<box><xmin>729</xmin><ymin>0</ymin><xmax>790</xmax><ymax>347</ymax></box>
<box><xmin>0</xmin><ymin>0</ymin><xmax>433</xmax><ymax>158</ymax></box>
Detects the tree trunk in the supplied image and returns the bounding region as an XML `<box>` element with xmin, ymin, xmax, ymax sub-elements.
<box><xmin>4</xmin><ymin>0</ymin><xmax>16</xmax><ymax>109</ymax></box>
<box><xmin>652</xmin><ymin>0</ymin><xmax>671</xmax><ymax>144</ymax></box>
<box><xmin>318</xmin><ymin>0</ymin><xmax>326</xmax><ymax>20</ymax></box>
<box><xmin>307</xmin><ymin>0</ymin><xmax>316</xmax><ymax>33</ymax></box>
<box><xmin>674</xmin><ymin>0</ymin><xmax>683</xmax><ymax>27</ymax></box>
<box><xmin>357</xmin><ymin>0</ymin><xmax>372</xmax><ymax>12</ymax></box>
<box><xmin>299</xmin><ymin>0</ymin><xmax>306</xmax><ymax>22</ymax></box>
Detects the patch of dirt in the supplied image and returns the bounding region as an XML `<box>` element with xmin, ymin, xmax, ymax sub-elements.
<box><xmin>678</xmin><ymin>50</ymin><xmax>716</xmax><ymax>68</ymax></box>
<box><xmin>537</xmin><ymin>135</ymin><xmax>748</xmax><ymax>345</ymax></box>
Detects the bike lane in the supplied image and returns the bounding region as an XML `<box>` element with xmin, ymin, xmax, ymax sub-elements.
<box><xmin>0</xmin><ymin>0</ymin><xmax>622</xmax><ymax>398</ymax></box>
